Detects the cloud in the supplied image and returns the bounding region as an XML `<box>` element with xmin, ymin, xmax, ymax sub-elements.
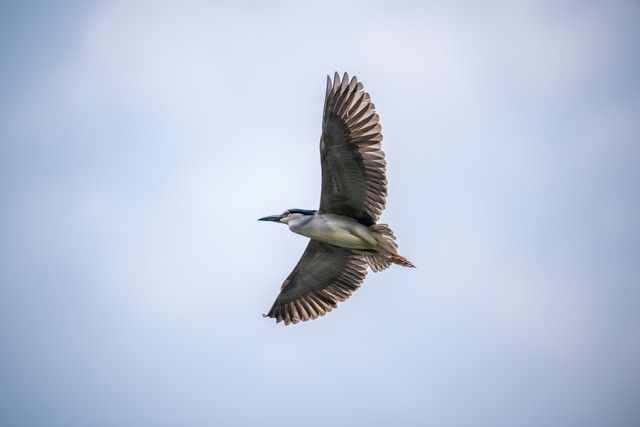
<box><xmin>14</xmin><ymin>0</ymin><xmax>633</xmax><ymax>350</ymax></box>
<box><xmin>3</xmin><ymin>1</ymin><xmax>640</xmax><ymax>426</ymax></box>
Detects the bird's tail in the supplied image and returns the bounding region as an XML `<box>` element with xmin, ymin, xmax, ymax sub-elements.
<box><xmin>389</xmin><ymin>254</ymin><xmax>416</xmax><ymax>268</ymax></box>
<box><xmin>365</xmin><ymin>224</ymin><xmax>416</xmax><ymax>271</ymax></box>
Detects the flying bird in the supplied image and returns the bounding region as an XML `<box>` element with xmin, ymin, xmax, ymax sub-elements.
<box><xmin>259</xmin><ymin>72</ymin><xmax>414</xmax><ymax>325</ymax></box>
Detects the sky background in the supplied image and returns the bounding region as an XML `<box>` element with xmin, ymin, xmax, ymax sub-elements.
<box><xmin>1</xmin><ymin>1</ymin><xmax>639</xmax><ymax>426</ymax></box>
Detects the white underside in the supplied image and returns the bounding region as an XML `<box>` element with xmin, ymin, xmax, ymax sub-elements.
<box><xmin>288</xmin><ymin>214</ymin><xmax>378</xmax><ymax>250</ymax></box>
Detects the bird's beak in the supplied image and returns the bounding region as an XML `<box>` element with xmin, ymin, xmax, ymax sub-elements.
<box><xmin>258</xmin><ymin>215</ymin><xmax>282</xmax><ymax>222</ymax></box>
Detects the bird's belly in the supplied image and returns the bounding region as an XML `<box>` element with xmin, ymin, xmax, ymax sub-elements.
<box><xmin>294</xmin><ymin>221</ymin><xmax>374</xmax><ymax>250</ymax></box>
<box><xmin>315</xmin><ymin>229</ymin><xmax>370</xmax><ymax>249</ymax></box>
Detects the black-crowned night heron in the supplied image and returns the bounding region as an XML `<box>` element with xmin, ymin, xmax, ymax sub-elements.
<box><xmin>259</xmin><ymin>72</ymin><xmax>414</xmax><ymax>325</ymax></box>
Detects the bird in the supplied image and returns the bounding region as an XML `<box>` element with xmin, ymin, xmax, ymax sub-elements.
<box><xmin>259</xmin><ymin>72</ymin><xmax>414</xmax><ymax>325</ymax></box>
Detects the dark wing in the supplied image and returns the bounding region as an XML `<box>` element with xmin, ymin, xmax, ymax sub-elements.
<box><xmin>264</xmin><ymin>240</ymin><xmax>368</xmax><ymax>325</ymax></box>
<box><xmin>319</xmin><ymin>72</ymin><xmax>387</xmax><ymax>226</ymax></box>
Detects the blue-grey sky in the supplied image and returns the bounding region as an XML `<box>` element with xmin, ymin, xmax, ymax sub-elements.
<box><xmin>2</xmin><ymin>1</ymin><xmax>639</xmax><ymax>426</ymax></box>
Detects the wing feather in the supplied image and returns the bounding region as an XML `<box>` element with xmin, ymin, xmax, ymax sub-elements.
<box><xmin>319</xmin><ymin>73</ymin><xmax>387</xmax><ymax>226</ymax></box>
<box><xmin>264</xmin><ymin>240</ymin><xmax>368</xmax><ymax>325</ymax></box>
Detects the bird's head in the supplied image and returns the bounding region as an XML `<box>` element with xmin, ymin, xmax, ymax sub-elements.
<box><xmin>258</xmin><ymin>209</ymin><xmax>317</xmax><ymax>225</ymax></box>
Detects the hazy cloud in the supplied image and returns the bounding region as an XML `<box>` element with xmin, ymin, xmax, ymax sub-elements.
<box><xmin>2</xmin><ymin>1</ymin><xmax>639</xmax><ymax>426</ymax></box>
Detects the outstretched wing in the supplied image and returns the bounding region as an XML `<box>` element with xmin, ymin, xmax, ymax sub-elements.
<box><xmin>319</xmin><ymin>72</ymin><xmax>387</xmax><ymax>226</ymax></box>
<box><xmin>264</xmin><ymin>240</ymin><xmax>368</xmax><ymax>325</ymax></box>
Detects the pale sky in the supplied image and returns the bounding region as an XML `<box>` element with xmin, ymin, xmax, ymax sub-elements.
<box><xmin>2</xmin><ymin>1</ymin><xmax>639</xmax><ymax>426</ymax></box>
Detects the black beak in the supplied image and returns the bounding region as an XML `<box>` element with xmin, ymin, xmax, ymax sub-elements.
<box><xmin>258</xmin><ymin>215</ymin><xmax>282</xmax><ymax>222</ymax></box>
